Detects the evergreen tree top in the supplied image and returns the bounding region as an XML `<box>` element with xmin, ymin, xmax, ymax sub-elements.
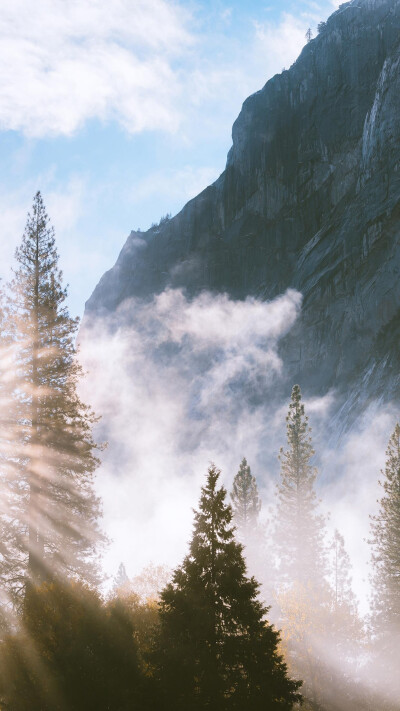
<box><xmin>274</xmin><ymin>385</ymin><xmax>327</xmax><ymax>588</ymax></box>
<box><xmin>331</xmin><ymin>529</ymin><xmax>357</xmax><ymax>611</ymax></box>
<box><xmin>231</xmin><ymin>457</ymin><xmax>261</xmax><ymax>535</ymax></box>
<box><xmin>1</xmin><ymin>191</ymin><xmax>105</xmax><ymax>592</ymax></box>
<box><xmin>164</xmin><ymin>463</ymin><xmax>265</xmax><ymax>623</ymax></box>
<box><xmin>12</xmin><ymin>190</ymin><xmax>73</xmax><ymax>326</ymax></box>
<box><xmin>187</xmin><ymin>463</ymin><xmax>245</xmax><ymax>586</ymax></box>
<box><xmin>285</xmin><ymin>384</ymin><xmax>313</xmax><ymax>440</ymax></box>
<box><xmin>158</xmin><ymin>464</ymin><xmax>302</xmax><ymax>709</ymax></box>
<box><xmin>114</xmin><ymin>562</ymin><xmax>129</xmax><ymax>587</ymax></box>
<box><xmin>280</xmin><ymin>384</ymin><xmax>316</xmax><ymax>484</ymax></box>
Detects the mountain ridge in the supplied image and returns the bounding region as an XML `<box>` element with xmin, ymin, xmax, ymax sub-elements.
<box><xmin>86</xmin><ymin>0</ymin><xmax>400</xmax><ymax>424</ymax></box>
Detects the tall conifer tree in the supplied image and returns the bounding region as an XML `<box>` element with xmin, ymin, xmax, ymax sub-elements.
<box><xmin>3</xmin><ymin>192</ymin><xmax>103</xmax><ymax>594</ymax></box>
<box><xmin>330</xmin><ymin>529</ymin><xmax>360</xmax><ymax>633</ymax></box>
<box><xmin>231</xmin><ymin>457</ymin><xmax>261</xmax><ymax>539</ymax></box>
<box><xmin>273</xmin><ymin>386</ymin><xmax>329</xmax><ymax>710</ymax></box>
<box><xmin>156</xmin><ymin>464</ymin><xmax>301</xmax><ymax>711</ymax></box>
<box><xmin>230</xmin><ymin>457</ymin><xmax>270</xmax><ymax>593</ymax></box>
<box><xmin>327</xmin><ymin>530</ymin><xmax>363</xmax><ymax>686</ymax></box>
<box><xmin>368</xmin><ymin>423</ymin><xmax>400</xmax><ymax>707</ymax></box>
<box><xmin>274</xmin><ymin>385</ymin><xmax>326</xmax><ymax>588</ymax></box>
<box><xmin>369</xmin><ymin>423</ymin><xmax>400</xmax><ymax>629</ymax></box>
<box><xmin>113</xmin><ymin>562</ymin><xmax>129</xmax><ymax>591</ymax></box>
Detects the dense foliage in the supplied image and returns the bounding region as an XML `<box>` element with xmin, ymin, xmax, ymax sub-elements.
<box><xmin>155</xmin><ymin>464</ymin><xmax>302</xmax><ymax>711</ymax></box>
<box><xmin>0</xmin><ymin>581</ymin><xmax>150</xmax><ymax>711</ymax></box>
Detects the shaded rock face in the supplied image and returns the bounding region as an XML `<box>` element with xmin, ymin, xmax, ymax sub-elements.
<box><xmin>86</xmin><ymin>0</ymin><xmax>400</xmax><ymax>425</ymax></box>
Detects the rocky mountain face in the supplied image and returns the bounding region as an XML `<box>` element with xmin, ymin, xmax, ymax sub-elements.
<box><xmin>86</xmin><ymin>0</ymin><xmax>400</xmax><ymax>427</ymax></box>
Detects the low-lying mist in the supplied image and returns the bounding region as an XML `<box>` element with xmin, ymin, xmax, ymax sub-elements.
<box><xmin>79</xmin><ymin>286</ymin><xmax>393</xmax><ymax>615</ymax></box>
<box><xmin>79</xmin><ymin>288</ymin><xmax>299</xmax><ymax>577</ymax></box>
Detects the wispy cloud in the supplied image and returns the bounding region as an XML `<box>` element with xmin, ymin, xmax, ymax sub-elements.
<box><xmin>220</xmin><ymin>8</ymin><xmax>233</xmax><ymax>23</ymax></box>
<box><xmin>79</xmin><ymin>281</ymin><xmax>395</xmax><ymax>616</ymax></box>
<box><xmin>0</xmin><ymin>0</ymin><xmax>343</xmax><ymax>140</ymax></box>
<box><xmin>0</xmin><ymin>0</ymin><xmax>192</xmax><ymax>137</ymax></box>
<box><xmin>79</xmin><ymin>288</ymin><xmax>302</xmax><ymax>577</ymax></box>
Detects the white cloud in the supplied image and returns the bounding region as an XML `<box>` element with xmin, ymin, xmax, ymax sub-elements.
<box><xmin>0</xmin><ymin>0</ymin><xmax>345</xmax><ymax>140</ymax></box>
<box><xmin>77</xmin><ymin>276</ymin><xmax>399</xmax><ymax>619</ymax></box>
<box><xmin>304</xmin><ymin>390</ymin><xmax>336</xmax><ymax>416</ymax></box>
<box><xmin>149</xmin><ymin>288</ymin><xmax>301</xmax><ymax>346</ymax></box>
<box><xmin>178</xmin><ymin>7</ymin><xmax>331</xmax><ymax>144</ymax></box>
<box><xmin>0</xmin><ymin>0</ymin><xmax>192</xmax><ymax>137</ymax></box>
<box><xmin>79</xmin><ymin>288</ymin><xmax>302</xmax><ymax>578</ymax></box>
<box><xmin>0</xmin><ymin>194</ymin><xmax>28</xmax><ymax>280</ymax></box>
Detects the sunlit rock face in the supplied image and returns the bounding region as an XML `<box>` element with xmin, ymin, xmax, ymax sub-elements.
<box><xmin>86</xmin><ymin>0</ymin><xmax>400</xmax><ymax>428</ymax></box>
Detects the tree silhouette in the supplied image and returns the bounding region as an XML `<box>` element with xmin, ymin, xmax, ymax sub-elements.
<box><xmin>156</xmin><ymin>463</ymin><xmax>301</xmax><ymax>710</ymax></box>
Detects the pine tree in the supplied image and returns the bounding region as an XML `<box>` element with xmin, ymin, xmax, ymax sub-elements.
<box><xmin>273</xmin><ymin>385</ymin><xmax>329</xmax><ymax>710</ymax></box>
<box><xmin>274</xmin><ymin>385</ymin><xmax>326</xmax><ymax>589</ymax></box>
<box><xmin>329</xmin><ymin>530</ymin><xmax>362</xmax><ymax>667</ymax></box>
<box><xmin>112</xmin><ymin>562</ymin><xmax>130</xmax><ymax>596</ymax></box>
<box><xmin>319</xmin><ymin>530</ymin><xmax>365</xmax><ymax>711</ymax></box>
<box><xmin>231</xmin><ymin>457</ymin><xmax>261</xmax><ymax>539</ymax></box>
<box><xmin>3</xmin><ymin>192</ymin><xmax>104</xmax><ymax>595</ymax></box>
<box><xmin>368</xmin><ymin>423</ymin><xmax>400</xmax><ymax>707</ymax></box>
<box><xmin>369</xmin><ymin>423</ymin><xmax>400</xmax><ymax>629</ymax></box>
<box><xmin>230</xmin><ymin>457</ymin><xmax>271</xmax><ymax>596</ymax></box>
<box><xmin>156</xmin><ymin>463</ymin><xmax>302</xmax><ymax>711</ymax></box>
<box><xmin>330</xmin><ymin>530</ymin><xmax>359</xmax><ymax>620</ymax></box>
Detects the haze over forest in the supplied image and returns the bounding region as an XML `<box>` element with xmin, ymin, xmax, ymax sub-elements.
<box><xmin>0</xmin><ymin>1</ymin><xmax>400</xmax><ymax>710</ymax></box>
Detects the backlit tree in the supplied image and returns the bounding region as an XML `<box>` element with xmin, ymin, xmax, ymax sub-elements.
<box><xmin>273</xmin><ymin>385</ymin><xmax>329</xmax><ymax>710</ymax></box>
<box><xmin>3</xmin><ymin>192</ymin><xmax>104</xmax><ymax>595</ymax></box>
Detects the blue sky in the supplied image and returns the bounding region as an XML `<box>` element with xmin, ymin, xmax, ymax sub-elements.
<box><xmin>0</xmin><ymin>0</ymin><xmax>340</xmax><ymax>316</ymax></box>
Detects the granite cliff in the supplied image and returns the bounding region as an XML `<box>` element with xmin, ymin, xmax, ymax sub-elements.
<box><xmin>86</xmin><ymin>0</ymin><xmax>400</xmax><ymax>427</ymax></box>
